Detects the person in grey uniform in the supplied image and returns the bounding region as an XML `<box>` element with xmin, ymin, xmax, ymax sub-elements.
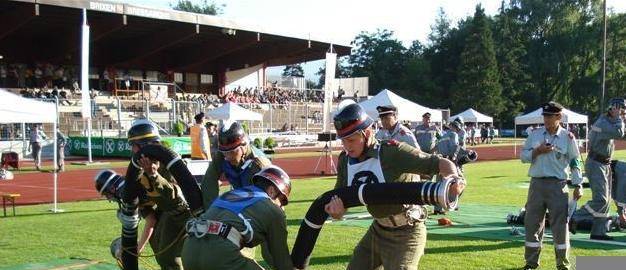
<box><xmin>611</xmin><ymin>160</ymin><xmax>626</xmax><ymax>228</ymax></box>
<box><xmin>56</xmin><ymin>128</ymin><xmax>68</xmax><ymax>172</ymax></box>
<box><xmin>29</xmin><ymin>124</ymin><xmax>47</xmax><ymax>171</ymax></box>
<box><xmin>376</xmin><ymin>105</ymin><xmax>421</xmax><ymax>183</ymax></box>
<box><xmin>520</xmin><ymin>102</ymin><xmax>582</xmax><ymax>270</ymax></box>
<box><xmin>436</xmin><ymin>118</ymin><xmax>465</xmax><ymax>162</ymax></box>
<box><xmin>572</xmin><ymin>98</ymin><xmax>626</xmax><ymax>240</ymax></box>
<box><xmin>569</xmin><ymin>160</ymin><xmax>626</xmax><ymax>234</ymax></box>
<box><xmin>414</xmin><ymin>112</ymin><xmax>441</xmax><ymax>154</ymax></box>
<box><xmin>375</xmin><ymin>105</ymin><xmax>419</xmax><ymax>149</ymax></box>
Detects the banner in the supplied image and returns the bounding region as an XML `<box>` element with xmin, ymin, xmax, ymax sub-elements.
<box><xmin>323</xmin><ymin>52</ymin><xmax>337</xmax><ymax>132</ymax></box>
<box><xmin>67</xmin><ymin>136</ymin><xmax>192</xmax><ymax>157</ymax></box>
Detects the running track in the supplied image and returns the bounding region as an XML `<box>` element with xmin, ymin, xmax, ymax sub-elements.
<box><xmin>3</xmin><ymin>142</ymin><xmax>625</xmax><ymax>205</ymax></box>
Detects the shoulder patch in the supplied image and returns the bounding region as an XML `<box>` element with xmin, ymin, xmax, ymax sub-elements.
<box><xmin>400</xmin><ymin>129</ymin><xmax>406</xmax><ymax>135</ymax></box>
<box><xmin>568</xmin><ymin>132</ymin><xmax>575</xmax><ymax>140</ymax></box>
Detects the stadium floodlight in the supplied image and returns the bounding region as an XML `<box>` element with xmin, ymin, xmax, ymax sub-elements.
<box><xmin>0</xmin><ymin>55</ymin><xmax>3</xmax><ymax>60</ymax></box>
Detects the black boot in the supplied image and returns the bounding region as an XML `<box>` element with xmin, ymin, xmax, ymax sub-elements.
<box><xmin>590</xmin><ymin>234</ymin><xmax>614</xmax><ymax>241</ymax></box>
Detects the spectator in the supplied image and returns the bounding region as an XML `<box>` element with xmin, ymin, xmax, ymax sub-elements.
<box><xmin>480</xmin><ymin>124</ymin><xmax>488</xmax><ymax>144</ymax></box>
<box><xmin>29</xmin><ymin>124</ymin><xmax>47</xmax><ymax>171</ymax></box>
<box><xmin>205</xmin><ymin>122</ymin><xmax>218</xmax><ymax>159</ymax></box>
<box><xmin>56</xmin><ymin>128</ymin><xmax>68</xmax><ymax>172</ymax></box>
<box><xmin>190</xmin><ymin>113</ymin><xmax>211</xmax><ymax>161</ymax></box>
<box><xmin>488</xmin><ymin>124</ymin><xmax>496</xmax><ymax>144</ymax></box>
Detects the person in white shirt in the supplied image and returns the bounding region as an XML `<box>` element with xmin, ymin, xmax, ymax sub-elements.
<box><xmin>29</xmin><ymin>124</ymin><xmax>47</xmax><ymax>171</ymax></box>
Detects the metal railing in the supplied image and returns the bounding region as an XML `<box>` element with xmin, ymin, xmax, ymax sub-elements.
<box><xmin>14</xmin><ymin>97</ymin><xmax>336</xmax><ymax>140</ymax></box>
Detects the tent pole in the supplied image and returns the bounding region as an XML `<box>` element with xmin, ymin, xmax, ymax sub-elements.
<box><xmin>514</xmin><ymin>124</ymin><xmax>517</xmax><ymax>158</ymax></box>
<box><xmin>52</xmin><ymin>97</ymin><xmax>61</xmax><ymax>213</ymax></box>
<box><xmin>87</xmin><ymin>117</ymin><xmax>93</xmax><ymax>163</ymax></box>
<box><xmin>21</xmin><ymin>123</ymin><xmax>26</xmax><ymax>159</ymax></box>
<box><xmin>585</xmin><ymin>123</ymin><xmax>588</xmax><ymax>153</ymax></box>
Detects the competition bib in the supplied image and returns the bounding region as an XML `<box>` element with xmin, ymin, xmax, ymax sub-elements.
<box><xmin>347</xmin><ymin>145</ymin><xmax>386</xmax><ymax>186</ymax></box>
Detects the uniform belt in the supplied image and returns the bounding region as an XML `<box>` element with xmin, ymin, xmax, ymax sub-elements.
<box><xmin>588</xmin><ymin>152</ymin><xmax>611</xmax><ymax>165</ymax></box>
<box><xmin>164</xmin><ymin>205</ymin><xmax>189</xmax><ymax>216</ymax></box>
<box><xmin>532</xmin><ymin>176</ymin><xmax>562</xmax><ymax>181</ymax></box>
<box><xmin>186</xmin><ymin>218</ymin><xmax>243</xmax><ymax>249</ymax></box>
<box><xmin>375</xmin><ymin>206</ymin><xmax>425</xmax><ymax>228</ymax></box>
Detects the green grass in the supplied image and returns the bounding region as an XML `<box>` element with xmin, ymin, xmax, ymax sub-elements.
<box><xmin>4</xmin><ymin>151</ymin><xmax>626</xmax><ymax>269</ymax></box>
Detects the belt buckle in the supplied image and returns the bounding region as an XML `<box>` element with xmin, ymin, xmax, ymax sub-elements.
<box><xmin>406</xmin><ymin>206</ymin><xmax>425</xmax><ymax>225</ymax></box>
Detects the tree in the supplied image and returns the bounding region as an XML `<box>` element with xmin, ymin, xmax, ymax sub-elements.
<box><xmin>348</xmin><ymin>29</ymin><xmax>408</xmax><ymax>95</ymax></box>
<box><xmin>315</xmin><ymin>58</ymin><xmax>351</xmax><ymax>89</ymax></box>
<box><xmin>281</xmin><ymin>64</ymin><xmax>305</xmax><ymax>77</ymax></box>
<box><xmin>492</xmin><ymin>0</ymin><xmax>531</xmax><ymax>126</ymax></box>
<box><xmin>171</xmin><ymin>0</ymin><xmax>224</xmax><ymax>15</ymax></box>
<box><xmin>428</xmin><ymin>8</ymin><xmax>451</xmax><ymax>49</ymax></box>
<box><xmin>423</xmin><ymin>16</ymin><xmax>471</xmax><ymax>109</ymax></box>
<box><xmin>452</xmin><ymin>5</ymin><xmax>505</xmax><ymax>118</ymax></box>
<box><xmin>511</xmin><ymin>0</ymin><xmax>603</xmax><ymax>114</ymax></box>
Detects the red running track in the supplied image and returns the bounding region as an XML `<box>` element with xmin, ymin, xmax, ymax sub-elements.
<box><xmin>3</xmin><ymin>141</ymin><xmax>625</xmax><ymax>205</ymax></box>
<box><xmin>0</xmin><ymin>155</ymin><xmax>340</xmax><ymax>205</ymax></box>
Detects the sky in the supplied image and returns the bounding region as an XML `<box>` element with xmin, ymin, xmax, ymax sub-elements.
<box><xmin>113</xmin><ymin>0</ymin><xmax>626</xmax><ymax>80</ymax></box>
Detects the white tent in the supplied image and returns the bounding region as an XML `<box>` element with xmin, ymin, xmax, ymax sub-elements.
<box><xmin>358</xmin><ymin>89</ymin><xmax>442</xmax><ymax>122</ymax></box>
<box><xmin>0</xmin><ymin>90</ymin><xmax>56</xmax><ymax>123</ymax></box>
<box><xmin>514</xmin><ymin>107</ymin><xmax>588</xmax><ymax>125</ymax></box>
<box><xmin>0</xmin><ymin>89</ymin><xmax>61</xmax><ymax>211</ymax></box>
<box><xmin>206</xmin><ymin>102</ymin><xmax>263</xmax><ymax>121</ymax></box>
<box><xmin>450</xmin><ymin>108</ymin><xmax>493</xmax><ymax>123</ymax></box>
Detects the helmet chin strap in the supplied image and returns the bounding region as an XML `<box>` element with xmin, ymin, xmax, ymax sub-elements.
<box><xmin>359</xmin><ymin>127</ymin><xmax>375</xmax><ymax>159</ymax></box>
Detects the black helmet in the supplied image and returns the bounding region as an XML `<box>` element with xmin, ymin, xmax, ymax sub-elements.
<box><xmin>218</xmin><ymin>122</ymin><xmax>247</xmax><ymax>152</ymax></box>
<box><xmin>94</xmin><ymin>169</ymin><xmax>125</xmax><ymax>201</ymax></box>
<box><xmin>608</xmin><ymin>98</ymin><xmax>626</xmax><ymax>110</ymax></box>
<box><xmin>127</xmin><ymin>119</ymin><xmax>160</xmax><ymax>146</ymax></box>
<box><xmin>333</xmin><ymin>103</ymin><xmax>374</xmax><ymax>139</ymax></box>
<box><xmin>252</xmin><ymin>165</ymin><xmax>291</xmax><ymax>206</ymax></box>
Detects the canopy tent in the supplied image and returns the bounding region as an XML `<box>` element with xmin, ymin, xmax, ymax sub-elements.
<box><xmin>358</xmin><ymin>89</ymin><xmax>442</xmax><ymax>122</ymax></box>
<box><xmin>512</xmin><ymin>106</ymin><xmax>589</xmax><ymax>155</ymax></box>
<box><xmin>206</xmin><ymin>102</ymin><xmax>263</xmax><ymax>121</ymax></box>
<box><xmin>514</xmin><ymin>107</ymin><xmax>588</xmax><ymax>125</ymax></box>
<box><xmin>450</xmin><ymin>108</ymin><xmax>493</xmax><ymax>123</ymax></box>
<box><xmin>0</xmin><ymin>90</ymin><xmax>56</xmax><ymax>123</ymax></box>
<box><xmin>0</xmin><ymin>89</ymin><xmax>61</xmax><ymax>211</ymax></box>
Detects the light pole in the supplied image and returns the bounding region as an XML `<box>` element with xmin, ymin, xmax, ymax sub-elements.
<box><xmin>601</xmin><ymin>0</ymin><xmax>607</xmax><ymax>112</ymax></box>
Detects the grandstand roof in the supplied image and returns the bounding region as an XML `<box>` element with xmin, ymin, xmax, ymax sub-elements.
<box><xmin>0</xmin><ymin>0</ymin><xmax>351</xmax><ymax>73</ymax></box>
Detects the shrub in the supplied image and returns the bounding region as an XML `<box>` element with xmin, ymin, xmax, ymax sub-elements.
<box><xmin>264</xmin><ymin>137</ymin><xmax>277</xmax><ymax>150</ymax></box>
<box><xmin>252</xmin><ymin>138</ymin><xmax>263</xmax><ymax>149</ymax></box>
<box><xmin>173</xmin><ymin>122</ymin><xmax>185</xmax><ymax>137</ymax></box>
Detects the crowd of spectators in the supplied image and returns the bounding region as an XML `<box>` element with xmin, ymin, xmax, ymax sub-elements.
<box><xmin>1</xmin><ymin>63</ymin><xmax>78</xmax><ymax>90</ymax></box>
<box><xmin>219</xmin><ymin>86</ymin><xmax>325</xmax><ymax>104</ymax></box>
<box><xmin>2</xmin><ymin>63</ymin><xmax>349</xmax><ymax>107</ymax></box>
<box><xmin>465</xmin><ymin>123</ymin><xmax>496</xmax><ymax>145</ymax></box>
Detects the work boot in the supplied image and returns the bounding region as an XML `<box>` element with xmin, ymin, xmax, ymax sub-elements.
<box><xmin>590</xmin><ymin>234</ymin><xmax>614</xmax><ymax>241</ymax></box>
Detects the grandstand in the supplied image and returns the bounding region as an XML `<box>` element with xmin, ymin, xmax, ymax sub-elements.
<box><xmin>0</xmin><ymin>0</ymin><xmax>354</xmax><ymax>152</ymax></box>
